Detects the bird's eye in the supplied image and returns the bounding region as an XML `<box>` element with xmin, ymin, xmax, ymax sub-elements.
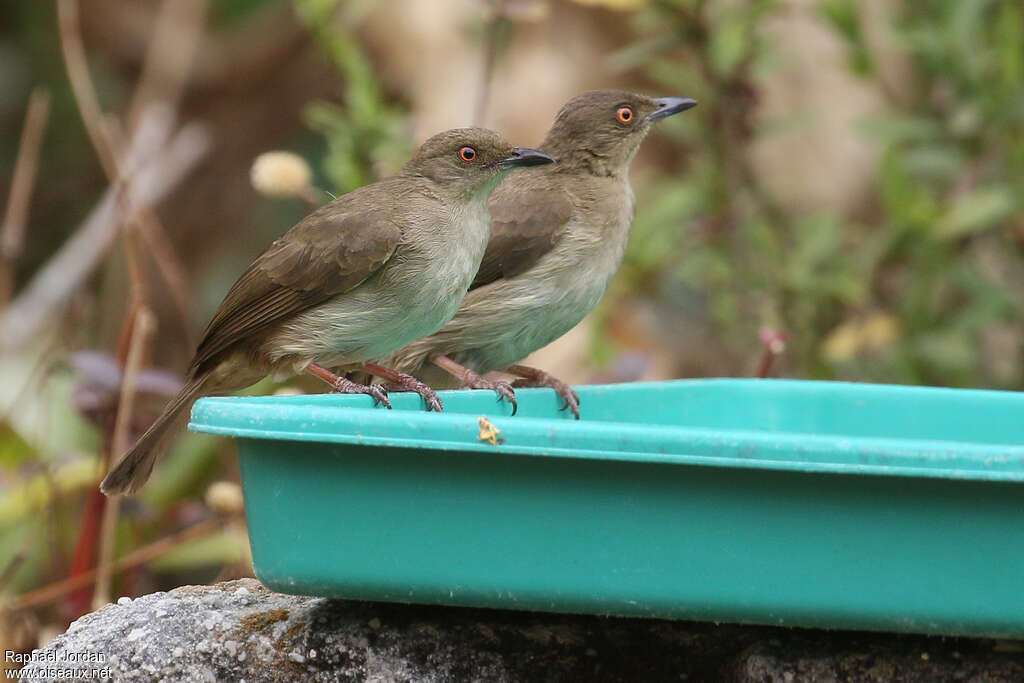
<box><xmin>458</xmin><ymin>146</ymin><xmax>477</xmax><ymax>162</ymax></box>
<box><xmin>616</xmin><ymin>106</ymin><xmax>634</xmax><ymax>124</ymax></box>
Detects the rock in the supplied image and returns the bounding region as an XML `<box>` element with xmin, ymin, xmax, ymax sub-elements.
<box><xmin>19</xmin><ymin>579</ymin><xmax>1024</xmax><ymax>682</ymax></box>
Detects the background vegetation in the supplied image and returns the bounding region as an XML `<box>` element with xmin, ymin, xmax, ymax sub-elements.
<box><xmin>1</xmin><ymin>0</ymin><xmax>1021</xmax><ymax>656</ymax></box>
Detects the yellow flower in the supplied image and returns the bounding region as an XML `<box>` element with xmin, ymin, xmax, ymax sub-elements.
<box><xmin>822</xmin><ymin>312</ymin><xmax>900</xmax><ymax>362</ymax></box>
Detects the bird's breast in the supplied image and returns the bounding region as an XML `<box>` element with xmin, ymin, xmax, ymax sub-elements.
<box><xmin>391</xmin><ymin>200</ymin><xmax>492</xmax><ymax>327</ymax></box>
<box><xmin>264</xmin><ymin>197</ymin><xmax>493</xmax><ymax>369</ymax></box>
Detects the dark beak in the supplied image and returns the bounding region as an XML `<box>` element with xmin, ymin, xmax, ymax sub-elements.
<box><xmin>646</xmin><ymin>96</ymin><xmax>698</xmax><ymax>123</ymax></box>
<box><xmin>497</xmin><ymin>146</ymin><xmax>554</xmax><ymax>169</ymax></box>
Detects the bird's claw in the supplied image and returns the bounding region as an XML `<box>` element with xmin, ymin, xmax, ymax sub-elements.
<box><xmin>377</xmin><ymin>381</ymin><xmax>438</xmax><ymax>411</ymax></box>
<box><xmin>368</xmin><ymin>384</ymin><xmax>393</xmax><ymax>409</ymax></box>
<box><xmin>412</xmin><ymin>382</ymin><xmax>443</xmax><ymax>412</ymax></box>
<box><xmin>359</xmin><ymin>364</ymin><xmax>444</xmax><ymax>413</ymax></box>
<box><xmin>551</xmin><ymin>386</ymin><xmax>582</xmax><ymax>420</ymax></box>
<box><xmin>462</xmin><ymin>376</ymin><xmax>517</xmax><ymax>414</ymax></box>
<box><xmin>496</xmin><ymin>382</ymin><xmax>518</xmax><ymax>415</ymax></box>
<box><xmin>425</xmin><ymin>393</ymin><xmax>444</xmax><ymax>413</ymax></box>
<box><xmin>430</xmin><ymin>355</ymin><xmax>517</xmax><ymax>414</ymax></box>
<box><xmin>391</xmin><ymin>373</ymin><xmax>443</xmax><ymax>412</ymax></box>
<box><xmin>510</xmin><ymin>367</ymin><xmax>580</xmax><ymax>419</ymax></box>
<box><xmin>329</xmin><ymin>375</ymin><xmax>392</xmax><ymax>409</ymax></box>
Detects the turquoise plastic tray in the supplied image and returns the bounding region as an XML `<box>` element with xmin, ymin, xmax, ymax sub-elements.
<box><xmin>189</xmin><ymin>379</ymin><xmax>1024</xmax><ymax>637</ymax></box>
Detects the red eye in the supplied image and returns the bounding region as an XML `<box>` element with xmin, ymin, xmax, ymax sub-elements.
<box><xmin>458</xmin><ymin>146</ymin><xmax>477</xmax><ymax>162</ymax></box>
<box><xmin>616</xmin><ymin>106</ymin><xmax>634</xmax><ymax>123</ymax></box>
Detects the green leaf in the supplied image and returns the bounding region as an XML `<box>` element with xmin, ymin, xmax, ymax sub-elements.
<box><xmin>0</xmin><ymin>458</ymin><xmax>97</xmax><ymax>529</ymax></box>
<box><xmin>913</xmin><ymin>329</ymin><xmax>976</xmax><ymax>375</ymax></box>
<box><xmin>903</xmin><ymin>146</ymin><xmax>965</xmax><ymax>179</ymax></box>
<box><xmin>878</xmin><ymin>146</ymin><xmax>939</xmax><ymax>232</ymax></box>
<box><xmin>819</xmin><ymin>0</ymin><xmax>873</xmax><ymax>74</ymax></box>
<box><xmin>147</xmin><ymin>528</ymin><xmax>249</xmax><ymax>572</ymax></box>
<box><xmin>936</xmin><ymin>187</ymin><xmax>1016</xmax><ymax>239</ymax></box>
<box><xmin>0</xmin><ymin>421</ymin><xmax>35</xmax><ymax>470</ymax></box>
<box><xmin>0</xmin><ymin>519</ymin><xmax>46</xmax><ymax>594</ymax></box>
<box><xmin>709</xmin><ymin>14</ymin><xmax>748</xmax><ymax>75</ymax></box>
<box><xmin>820</xmin><ymin>0</ymin><xmax>859</xmax><ymax>42</ymax></box>
<box><xmin>857</xmin><ymin>114</ymin><xmax>942</xmax><ymax>144</ymax></box>
<box><xmin>293</xmin><ymin>0</ymin><xmax>338</xmax><ymax>26</ymax></box>
<box><xmin>996</xmin><ymin>1</ymin><xmax>1024</xmax><ymax>88</ymax></box>
<box><xmin>142</xmin><ymin>434</ymin><xmax>221</xmax><ymax>509</ymax></box>
<box><xmin>210</xmin><ymin>0</ymin><xmax>275</xmax><ymax>28</ymax></box>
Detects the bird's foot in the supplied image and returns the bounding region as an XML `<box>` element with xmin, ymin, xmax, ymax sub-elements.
<box><xmin>363</xmin><ymin>362</ymin><xmax>443</xmax><ymax>412</ymax></box>
<box><xmin>430</xmin><ymin>354</ymin><xmax>517</xmax><ymax>415</ymax></box>
<box><xmin>507</xmin><ymin>364</ymin><xmax>580</xmax><ymax>419</ymax></box>
<box><xmin>332</xmin><ymin>377</ymin><xmax>392</xmax><ymax>408</ymax></box>
<box><xmin>306</xmin><ymin>363</ymin><xmax>391</xmax><ymax>408</ymax></box>
<box><xmin>469</xmin><ymin>376</ymin><xmax>517</xmax><ymax>414</ymax></box>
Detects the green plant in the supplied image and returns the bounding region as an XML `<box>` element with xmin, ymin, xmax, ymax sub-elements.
<box><xmin>295</xmin><ymin>0</ymin><xmax>411</xmax><ymax>192</ymax></box>
<box><xmin>599</xmin><ymin>0</ymin><xmax>1024</xmax><ymax>388</ymax></box>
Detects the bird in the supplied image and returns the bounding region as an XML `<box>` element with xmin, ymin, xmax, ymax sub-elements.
<box><xmin>383</xmin><ymin>90</ymin><xmax>697</xmax><ymax>418</ymax></box>
<box><xmin>101</xmin><ymin>128</ymin><xmax>553</xmax><ymax>495</ymax></box>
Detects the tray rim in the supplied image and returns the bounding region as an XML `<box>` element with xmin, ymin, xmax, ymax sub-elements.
<box><xmin>190</xmin><ymin>378</ymin><xmax>1024</xmax><ymax>483</ymax></box>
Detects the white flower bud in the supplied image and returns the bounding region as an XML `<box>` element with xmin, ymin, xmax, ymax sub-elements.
<box><xmin>205</xmin><ymin>481</ymin><xmax>245</xmax><ymax>516</ymax></box>
<box><xmin>250</xmin><ymin>151</ymin><xmax>313</xmax><ymax>198</ymax></box>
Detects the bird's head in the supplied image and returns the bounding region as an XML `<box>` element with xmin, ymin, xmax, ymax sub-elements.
<box><xmin>542</xmin><ymin>90</ymin><xmax>697</xmax><ymax>175</ymax></box>
<box><xmin>404</xmin><ymin>127</ymin><xmax>553</xmax><ymax>199</ymax></box>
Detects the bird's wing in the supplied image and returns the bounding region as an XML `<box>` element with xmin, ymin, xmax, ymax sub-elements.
<box><xmin>189</xmin><ymin>205</ymin><xmax>401</xmax><ymax>373</ymax></box>
<box><xmin>470</xmin><ymin>184</ymin><xmax>575</xmax><ymax>290</ymax></box>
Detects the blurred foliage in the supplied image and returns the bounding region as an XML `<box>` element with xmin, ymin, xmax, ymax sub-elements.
<box><xmin>3</xmin><ymin>0</ymin><xmax>1024</xmax><ymax>655</ymax></box>
<box><xmin>604</xmin><ymin>0</ymin><xmax>1024</xmax><ymax>388</ymax></box>
<box><xmin>296</xmin><ymin>0</ymin><xmax>411</xmax><ymax>191</ymax></box>
<box><xmin>0</xmin><ymin>1</ymin><xmax>412</xmax><ymax>647</ymax></box>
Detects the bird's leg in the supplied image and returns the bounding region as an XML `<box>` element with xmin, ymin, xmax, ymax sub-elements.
<box><xmin>430</xmin><ymin>354</ymin><xmax>517</xmax><ymax>415</ymax></box>
<box><xmin>506</xmin><ymin>364</ymin><xmax>580</xmax><ymax>419</ymax></box>
<box><xmin>306</xmin><ymin>362</ymin><xmax>391</xmax><ymax>409</ymax></box>
<box><xmin>362</xmin><ymin>362</ymin><xmax>443</xmax><ymax>413</ymax></box>
<box><xmin>346</xmin><ymin>370</ymin><xmax>407</xmax><ymax>396</ymax></box>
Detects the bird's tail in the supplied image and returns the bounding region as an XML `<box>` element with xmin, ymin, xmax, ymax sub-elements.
<box><xmin>100</xmin><ymin>374</ymin><xmax>209</xmax><ymax>496</ymax></box>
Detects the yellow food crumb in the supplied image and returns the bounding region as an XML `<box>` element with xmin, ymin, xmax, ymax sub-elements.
<box><xmin>477</xmin><ymin>417</ymin><xmax>503</xmax><ymax>445</ymax></box>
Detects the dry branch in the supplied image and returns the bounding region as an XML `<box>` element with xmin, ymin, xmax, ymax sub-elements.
<box><xmin>129</xmin><ymin>0</ymin><xmax>209</xmax><ymax>127</ymax></box>
<box><xmin>0</xmin><ymin>120</ymin><xmax>210</xmax><ymax>351</ymax></box>
<box><xmin>57</xmin><ymin>0</ymin><xmax>119</xmax><ymax>182</ymax></box>
<box><xmin>9</xmin><ymin>518</ymin><xmax>224</xmax><ymax>613</ymax></box>
<box><xmin>0</xmin><ymin>89</ymin><xmax>51</xmax><ymax>309</ymax></box>
<box><xmin>57</xmin><ymin>0</ymin><xmax>200</xmax><ymax>346</ymax></box>
<box><xmin>93</xmin><ymin>307</ymin><xmax>156</xmax><ymax>610</ymax></box>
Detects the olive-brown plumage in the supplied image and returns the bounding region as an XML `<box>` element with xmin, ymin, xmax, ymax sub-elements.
<box><xmin>384</xmin><ymin>91</ymin><xmax>696</xmax><ymax>416</ymax></box>
<box><xmin>101</xmin><ymin>128</ymin><xmax>552</xmax><ymax>495</ymax></box>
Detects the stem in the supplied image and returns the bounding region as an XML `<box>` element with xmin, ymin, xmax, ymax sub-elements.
<box><xmin>57</xmin><ymin>0</ymin><xmax>197</xmax><ymax>347</ymax></box>
<box><xmin>12</xmin><ymin>518</ymin><xmax>224</xmax><ymax>612</ymax></box>
<box><xmin>0</xmin><ymin>88</ymin><xmax>51</xmax><ymax>309</ymax></box>
<box><xmin>92</xmin><ymin>307</ymin><xmax>156</xmax><ymax>610</ymax></box>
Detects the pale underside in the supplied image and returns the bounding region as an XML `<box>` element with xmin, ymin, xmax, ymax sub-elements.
<box><xmin>385</xmin><ymin>171</ymin><xmax>635</xmax><ymax>387</ymax></box>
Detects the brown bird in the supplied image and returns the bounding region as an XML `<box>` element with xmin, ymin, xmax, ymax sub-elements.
<box><xmin>101</xmin><ymin>128</ymin><xmax>553</xmax><ymax>495</ymax></box>
<box><xmin>384</xmin><ymin>91</ymin><xmax>696</xmax><ymax>417</ymax></box>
